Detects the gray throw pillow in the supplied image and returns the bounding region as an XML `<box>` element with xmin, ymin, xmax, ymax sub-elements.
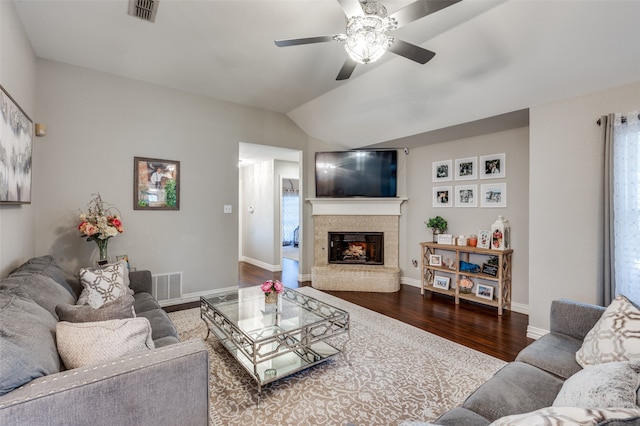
<box><xmin>56</xmin><ymin>294</ymin><xmax>135</xmax><ymax>323</ymax></box>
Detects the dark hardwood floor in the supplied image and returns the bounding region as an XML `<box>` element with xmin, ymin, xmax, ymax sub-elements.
<box><xmin>167</xmin><ymin>258</ymin><xmax>533</xmax><ymax>362</ymax></box>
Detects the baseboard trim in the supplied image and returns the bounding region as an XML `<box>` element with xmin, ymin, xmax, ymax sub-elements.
<box><xmin>241</xmin><ymin>256</ymin><xmax>281</xmax><ymax>272</ymax></box>
<box><xmin>527</xmin><ymin>326</ymin><xmax>548</xmax><ymax>340</ymax></box>
<box><xmin>298</xmin><ymin>273</ymin><xmax>311</xmax><ymax>282</ymax></box>
<box><xmin>401</xmin><ymin>277</ymin><xmax>421</xmax><ymax>288</ymax></box>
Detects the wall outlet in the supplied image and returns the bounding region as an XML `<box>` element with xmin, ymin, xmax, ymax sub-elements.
<box><xmin>223</xmin><ymin>205</ymin><xmax>232</xmax><ymax>214</ymax></box>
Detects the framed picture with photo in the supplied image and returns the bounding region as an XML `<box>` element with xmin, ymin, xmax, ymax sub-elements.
<box><xmin>455</xmin><ymin>184</ymin><xmax>477</xmax><ymax>208</ymax></box>
<box><xmin>432</xmin><ymin>160</ymin><xmax>452</xmax><ymax>182</ymax></box>
<box><xmin>433</xmin><ymin>186</ymin><xmax>452</xmax><ymax>208</ymax></box>
<box><xmin>455</xmin><ymin>157</ymin><xmax>477</xmax><ymax>181</ymax></box>
<box><xmin>476</xmin><ymin>283</ymin><xmax>494</xmax><ymax>300</ymax></box>
<box><xmin>134</xmin><ymin>157</ymin><xmax>180</xmax><ymax>210</ymax></box>
<box><xmin>429</xmin><ymin>254</ymin><xmax>442</xmax><ymax>266</ymax></box>
<box><xmin>433</xmin><ymin>275</ymin><xmax>451</xmax><ymax>290</ymax></box>
<box><xmin>477</xmin><ymin>230</ymin><xmax>491</xmax><ymax>249</ymax></box>
<box><xmin>479</xmin><ymin>153</ymin><xmax>506</xmax><ymax>179</ymax></box>
<box><xmin>480</xmin><ymin>183</ymin><xmax>507</xmax><ymax>208</ymax></box>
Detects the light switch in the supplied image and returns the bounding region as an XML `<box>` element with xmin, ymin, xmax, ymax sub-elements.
<box><xmin>223</xmin><ymin>205</ymin><xmax>232</xmax><ymax>214</ymax></box>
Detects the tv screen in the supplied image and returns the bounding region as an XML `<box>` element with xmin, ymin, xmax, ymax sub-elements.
<box><xmin>315</xmin><ymin>150</ymin><xmax>397</xmax><ymax>198</ymax></box>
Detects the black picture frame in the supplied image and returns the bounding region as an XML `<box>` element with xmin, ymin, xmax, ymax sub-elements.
<box><xmin>481</xmin><ymin>263</ymin><xmax>499</xmax><ymax>277</ymax></box>
<box><xmin>133</xmin><ymin>156</ymin><xmax>180</xmax><ymax>210</ymax></box>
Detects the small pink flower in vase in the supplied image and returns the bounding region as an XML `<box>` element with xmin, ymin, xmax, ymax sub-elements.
<box><xmin>261</xmin><ymin>280</ymin><xmax>284</xmax><ymax>304</ymax></box>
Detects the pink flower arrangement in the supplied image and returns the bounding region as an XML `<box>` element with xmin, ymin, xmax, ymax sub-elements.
<box><xmin>78</xmin><ymin>194</ymin><xmax>124</xmax><ymax>242</ymax></box>
<box><xmin>261</xmin><ymin>279</ymin><xmax>284</xmax><ymax>295</ymax></box>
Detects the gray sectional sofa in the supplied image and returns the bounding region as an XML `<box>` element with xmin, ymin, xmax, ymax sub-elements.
<box><xmin>434</xmin><ymin>298</ymin><xmax>640</xmax><ymax>425</ymax></box>
<box><xmin>0</xmin><ymin>256</ymin><xmax>209</xmax><ymax>426</ymax></box>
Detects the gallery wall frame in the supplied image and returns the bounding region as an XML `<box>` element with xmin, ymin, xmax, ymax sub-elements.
<box><xmin>480</xmin><ymin>183</ymin><xmax>507</xmax><ymax>208</ymax></box>
<box><xmin>134</xmin><ymin>156</ymin><xmax>180</xmax><ymax>210</ymax></box>
<box><xmin>454</xmin><ymin>157</ymin><xmax>477</xmax><ymax>181</ymax></box>
<box><xmin>432</xmin><ymin>159</ymin><xmax>452</xmax><ymax>182</ymax></box>
<box><xmin>479</xmin><ymin>153</ymin><xmax>506</xmax><ymax>179</ymax></box>
<box><xmin>455</xmin><ymin>184</ymin><xmax>477</xmax><ymax>208</ymax></box>
<box><xmin>433</xmin><ymin>275</ymin><xmax>451</xmax><ymax>290</ymax></box>
<box><xmin>432</xmin><ymin>186</ymin><xmax>452</xmax><ymax>208</ymax></box>
<box><xmin>0</xmin><ymin>85</ymin><xmax>33</xmax><ymax>204</ymax></box>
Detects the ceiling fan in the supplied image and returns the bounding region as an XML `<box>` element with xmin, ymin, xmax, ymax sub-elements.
<box><xmin>275</xmin><ymin>0</ymin><xmax>461</xmax><ymax>80</ymax></box>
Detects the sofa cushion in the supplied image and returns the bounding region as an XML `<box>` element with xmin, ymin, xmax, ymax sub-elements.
<box><xmin>553</xmin><ymin>361</ymin><xmax>640</xmax><ymax>409</ymax></box>
<box><xmin>576</xmin><ymin>295</ymin><xmax>640</xmax><ymax>368</ymax></box>
<box><xmin>0</xmin><ymin>292</ymin><xmax>61</xmax><ymax>396</ymax></box>
<box><xmin>9</xmin><ymin>255</ymin><xmax>82</xmax><ymax>298</ymax></box>
<box><xmin>462</xmin><ymin>362</ymin><xmax>565</xmax><ymax>422</ymax></box>
<box><xmin>489</xmin><ymin>407</ymin><xmax>640</xmax><ymax>426</ymax></box>
<box><xmin>435</xmin><ymin>407</ymin><xmax>490</xmax><ymax>425</ymax></box>
<box><xmin>516</xmin><ymin>332</ymin><xmax>583</xmax><ymax>379</ymax></box>
<box><xmin>78</xmin><ymin>262</ymin><xmax>128</xmax><ymax>308</ymax></box>
<box><xmin>56</xmin><ymin>294</ymin><xmax>135</xmax><ymax>323</ymax></box>
<box><xmin>133</xmin><ymin>291</ymin><xmax>162</xmax><ymax>313</ymax></box>
<box><xmin>0</xmin><ymin>273</ymin><xmax>76</xmax><ymax>319</ymax></box>
<box><xmin>56</xmin><ymin>317</ymin><xmax>155</xmax><ymax>369</ymax></box>
<box><xmin>136</xmin><ymin>309</ymin><xmax>179</xmax><ymax>343</ymax></box>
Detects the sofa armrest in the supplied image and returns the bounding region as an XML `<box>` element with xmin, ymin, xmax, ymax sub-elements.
<box><xmin>0</xmin><ymin>339</ymin><xmax>209</xmax><ymax>426</ymax></box>
<box><xmin>550</xmin><ymin>299</ymin><xmax>606</xmax><ymax>341</ymax></box>
<box><xmin>129</xmin><ymin>269</ymin><xmax>153</xmax><ymax>294</ymax></box>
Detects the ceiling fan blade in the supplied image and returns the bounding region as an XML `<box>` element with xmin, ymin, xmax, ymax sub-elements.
<box><xmin>337</xmin><ymin>0</ymin><xmax>364</xmax><ymax>18</ymax></box>
<box><xmin>275</xmin><ymin>36</ymin><xmax>335</xmax><ymax>47</ymax></box>
<box><xmin>389</xmin><ymin>0</ymin><xmax>462</xmax><ymax>28</ymax></box>
<box><xmin>388</xmin><ymin>39</ymin><xmax>436</xmax><ymax>64</ymax></box>
<box><xmin>336</xmin><ymin>58</ymin><xmax>358</xmax><ymax>80</ymax></box>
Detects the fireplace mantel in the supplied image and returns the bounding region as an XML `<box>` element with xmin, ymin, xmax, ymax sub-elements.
<box><xmin>307</xmin><ymin>197</ymin><xmax>408</xmax><ymax>216</ymax></box>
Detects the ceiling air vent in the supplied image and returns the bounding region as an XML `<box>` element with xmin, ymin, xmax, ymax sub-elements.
<box><xmin>128</xmin><ymin>0</ymin><xmax>158</xmax><ymax>23</ymax></box>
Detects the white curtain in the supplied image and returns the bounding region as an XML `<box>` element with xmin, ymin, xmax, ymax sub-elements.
<box><xmin>612</xmin><ymin>111</ymin><xmax>640</xmax><ymax>301</ymax></box>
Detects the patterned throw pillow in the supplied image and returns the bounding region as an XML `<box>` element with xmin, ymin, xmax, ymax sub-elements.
<box><xmin>56</xmin><ymin>317</ymin><xmax>155</xmax><ymax>369</ymax></box>
<box><xmin>78</xmin><ymin>262</ymin><xmax>128</xmax><ymax>308</ymax></box>
<box><xmin>553</xmin><ymin>361</ymin><xmax>640</xmax><ymax>409</ymax></box>
<box><xmin>576</xmin><ymin>295</ymin><xmax>640</xmax><ymax>367</ymax></box>
<box><xmin>490</xmin><ymin>407</ymin><xmax>640</xmax><ymax>426</ymax></box>
<box><xmin>56</xmin><ymin>294</ymin><xmax>135</xmax><ymax>322</ymax></box>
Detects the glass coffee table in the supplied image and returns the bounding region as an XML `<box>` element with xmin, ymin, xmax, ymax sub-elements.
<box><xmin>200</xmin><ymin>286</ymin><xmax>350</xmax><ymax>404</ymax></box>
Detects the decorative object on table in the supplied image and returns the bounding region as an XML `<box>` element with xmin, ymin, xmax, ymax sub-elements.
<box><xmin>433</xmin><ymin>275</ymin><xmax>450</xmax><ymax>290</ymax></box>
<box><xmin>437</xmin><ymin>233</ymin><xmax>453</xmax><ymax>245</ymax></box>
<box><xmin>459</xmin><ymin>261</ymin><xmax>480</xmax><ymax>273</ymax></box>
<box><xmin>480</xmin><ymin>182</ymin><xmax>507</xmax><ymax>208</ymax></box>
<box><xmin>425</xmin><ymin>216</ymin><xmax>448</xmax><ymax>243</ymax></box>
<box><xmin>428</xmin><ymin>254</ymin><xmax>442</xmax><ymax>266</ymax></box>
<box><xmin>479</xmin><ymin>153</ymin><xmax>506</xmax><ymax>179</ymax></box>
<box><xmin>454</xmin><ymin>157</ymin><xmax>477</xmax><ymax>181</ymax></box>
<box><xmin>0</xmin><ymin>85</ymin><xmax>33</xmax><ymax>204</ymax></box>
<box><xmin>432</xmin><ymin>186</ymin><xmax>453</xmax><ymax>208</ymax></box>
<box><xmin>490</xmin><ymin>215</ymin><xmax>510</xmax><ymax>250</ymax></box>
<box><xmin>432</xmin><ymin>159</ymin><xmax>452</xmax><ymax>182</ymax></box>
<box><xmin>482</xmin><ymin>263</ymin><xmax>499</xmax><ymax>277</ymax></box>
<box><xmin>476</xmin><ymin>283</ymin><xmax>494</xmax><ymax>300</ymax></box>
<box><xmin>78</xmin><ymin>194</ymin><xmax>124</xmax><ymax>264</ymax></box>
<box><xmin>477</xmin><ymin>230</ymin><xmax>491</xmax><ymax>249</ymax></box>
<box><xmin>457</xmin><ymin>235</ymin><xmax>468</xmax><ymax>246</ymax></box>
<box><xmin>468</xmin><ymin>234</ymin><xmax>478</xmax><ymax>247</ymax></box>
<box><xmin>133</xmin><ymin>156</ymin><xmax>180</xmax><ymax>210</ymax></box>
<box><xmin>444</xmin><ymin>258</ymin><xmax>456</xmax><ymax>270</ymax></box>
<box><xmin>261</xmin><ymin>279</ymin><xmax>284</xmax><ymax>304</ymax></box>
<box><xmin>458</xmin><ymin>276</ymin><xmax>474</xmax><ymax>294</ymax></box>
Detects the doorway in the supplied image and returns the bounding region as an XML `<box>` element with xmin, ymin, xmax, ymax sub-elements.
<box><xmin>281</xmin><ymin>178</ymin><xmax>299</xmax><ymax>262</ymax></box>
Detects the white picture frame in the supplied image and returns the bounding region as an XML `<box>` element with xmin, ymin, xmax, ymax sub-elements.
<box><xmin>476</xmin><ymin>283</ymin><xmax>494</xmax><ymax>300</ymax></box>
<box><xmin>437</xmin><ymin>234</ymin><xmax>453</xmax><ymax>245</ymax></box>
<box><xmin>433</xmin><ymin>186</ymin><xmax>452</xmax><ymax>208</ymax></box>
<box><xmin>454</xmin><ymin>157</ymin><xmax>477</xmax><ymax>181</ymax></box>
<box><xmin>480</xmin><ymin>183</ymin><xmax>507</xmax><ymax>208</ymax></box>
<box><xmin>455</xmin><ymin>184</ymin><xmax>477</xmax><ymax>208</ymax></box>
<box><xmin>477</xmin><ymin>230</ymin><xmax>491</xmax><ymax>249</ymax></box>
<box><xmin>479</xmin><ymin>153</ymin><xmax>506</xmax><ymax>179</ymax></box>
<box><xmin>433</xmin><ymin>275</ymin><xmax>451</xmax><ymax>290</ymax></box>
<box><xmin>429</xmin><ymin>254</ymin><xmax>442</xmax><ymax>266</ymax></box>
<box><xmin>432</xmin><ymin>160</ymin><xmax>452</xmax><ymax>182</ymax></box>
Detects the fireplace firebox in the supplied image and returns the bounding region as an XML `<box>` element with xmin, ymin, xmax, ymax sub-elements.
<box><xmin>328</xmin><ymin>232</ymin><xmax>384</xmax><ymax>265</ymax></box>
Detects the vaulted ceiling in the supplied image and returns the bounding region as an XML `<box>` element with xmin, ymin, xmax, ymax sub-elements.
<box><xmin>14</xmin><ymin>0</ymin><xmax>640</xmax><ymax>149</ymax></box>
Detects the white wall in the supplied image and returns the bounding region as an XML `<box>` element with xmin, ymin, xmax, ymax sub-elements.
<box><xmin>32</xmin><ymin>59</ymin><xmax>307</xmax><ymax>296</ymax></box>
<box><xmin>528</xmin><ymin>79</ymin><xmax>640</xmax><ymax>332</ymax></box>
<box><xmin>401</xmin><ymin>127</ymin><xmax>530</xmax><ymax>311</ymax></box>
<box><xmin>0</xmin><ymin>2</ymin><xmax>38</xmax><ymax>276</ymax></box>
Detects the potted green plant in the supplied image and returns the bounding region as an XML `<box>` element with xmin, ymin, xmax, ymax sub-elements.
<box><xmin>425</xmin><ymin>216</ymin><xmax>448</xmax><ymax>243</ymax></box>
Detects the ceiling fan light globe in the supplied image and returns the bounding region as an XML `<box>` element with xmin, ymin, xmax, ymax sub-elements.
<box><xmin>345</xmin><ymin>31</ymin><xmax>391</xmax><ymax>64</ymax></box>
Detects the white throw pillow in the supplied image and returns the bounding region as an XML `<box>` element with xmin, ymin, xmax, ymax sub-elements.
<box><xmin>78</xmin><ymin>260</ymin><xmax>130</xmax><ymax>308</ymax></box>
<box><xmin>576</xmin><ymin>294</ymin><xmax>640</xmax><ymax>368</ymax></box>
<box><xmin>490</xmin><ymin>407</ymin><xmax>640</xmax><ymax>426</ymax></box>
<box><xmin>56</xmin><ymin>318</ymin><xmax>154</xmax><ymax>369</ymax></box>
<box><xmin>553</xmin><ymin>361</ymin><xmax>640</xmax><ymax>408</ymax></box>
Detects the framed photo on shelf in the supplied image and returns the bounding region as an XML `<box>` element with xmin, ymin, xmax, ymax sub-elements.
<box><xmin>476</xmin><ymin>283</ymin><xmax>494</xmax><ymax>300</ymax></box>
<box><xmin>432</xmin><ymin>160</ymin><xmax>452</xmax><ymax>182</ymax></box>
<box><xmin>455</xmin><ymin>157</ymin><xmax>477</xmax><ymax>181</ymax></box>
<box><xmin>482</xmin><ymin>263</ymin><xmax>499</xmax><ymax>277</ymax></box>
<box><xmin>479</xmin><ymin>153</ymin><xmax>506</xmax><ymax>179</ymax></box>
<box><xmin>477</xmin><ymin>230</ymin><xmax>491</xmax><ymax>249</ymax></box>
<box><xmin>429</xmin><ymin>254</ymin><xmax>442</xmax><ymax>266</ymax></box>
<box><xmin>455</xmin><ymin>184</ymin><xmax>477</xmax><ymax>208</ymax></box>
<box><xmin>433</xmin><ymin>186</ymin><xmax>452</xmax><ymax>208</ymax></box>
<box><xmin>433</xmin><ymin>275</ymin><xmax>451</xmax><ymax>290</ymax></box>
<box><xmin>134</xmin><ymin>156</ymin><xmax>180</xmax><ymax>210</ymax></box>
<box><xmin>480</xmin><ymin>183</ymin><xmax>507</xmax><ymax>208</ymax></box>
<box><xmin>437</xmin><ymin>234</ymin><xmax>453</xmax><ymax>245</ymax></box>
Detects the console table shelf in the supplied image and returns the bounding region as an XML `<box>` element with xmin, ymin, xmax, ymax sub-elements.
<box><xmin>420</xmin><ymin>242</ymin><xmax>512</xmax><ymax>315</ymax></box>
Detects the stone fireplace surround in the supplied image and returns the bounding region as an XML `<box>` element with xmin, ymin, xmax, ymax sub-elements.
<box><xmin>308</xmin><ymin>198</ymin><xmax>407</xmax><ymax>292</ymax></box>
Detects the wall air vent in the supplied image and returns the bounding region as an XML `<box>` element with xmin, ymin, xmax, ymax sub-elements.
<box><xmin>128</xmin><ymin>0</ymin><xmax>158</xmax><ymax>23</ymax></box>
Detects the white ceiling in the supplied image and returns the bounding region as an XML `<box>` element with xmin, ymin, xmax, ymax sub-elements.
<box><xmin>13</xmin><ymin>0</ymin><xmax>640</xmax><ymax>150</ymax></box>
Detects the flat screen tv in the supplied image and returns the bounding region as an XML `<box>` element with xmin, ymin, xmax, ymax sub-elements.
<box><xmin>315</xmin><ymin>150</ymin><xmax>397</xmax><ymax>198</ymax></box>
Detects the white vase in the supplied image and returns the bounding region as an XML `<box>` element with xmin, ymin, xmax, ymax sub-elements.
<box><xmin>490</xmin><ymin>215</ymin><xmax>510</xmax><ymax>250</ymax></box>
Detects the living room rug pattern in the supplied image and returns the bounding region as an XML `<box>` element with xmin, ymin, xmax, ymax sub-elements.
<box><xmin>168</xmin><ymin>287</ymin><xmax>506</xmax><ymax>426</ymax></box>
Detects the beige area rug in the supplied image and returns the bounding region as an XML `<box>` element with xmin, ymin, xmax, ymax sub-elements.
<box><xmin>168</xmin><ymin>287</ymin><xmax>505</xmax><ymax>426</ymax></box>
